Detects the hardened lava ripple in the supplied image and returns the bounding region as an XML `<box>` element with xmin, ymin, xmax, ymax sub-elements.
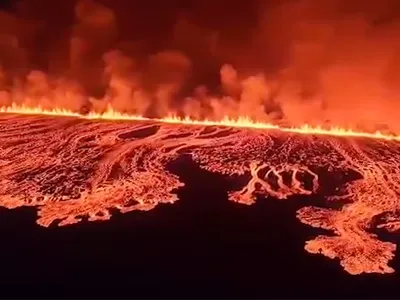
<box><xmin>1</xmin><ymin>113</ymin><xmax>400</xmax><ymax>275</ymax></box>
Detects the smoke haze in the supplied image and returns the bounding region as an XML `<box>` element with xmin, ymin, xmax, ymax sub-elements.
<box><xmin>1</xmin><ymin>0</ymin><xmax>400</xmax><ymax>132</ymax></box>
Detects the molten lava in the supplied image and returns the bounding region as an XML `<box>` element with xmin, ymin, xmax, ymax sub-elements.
<box><xmin>1</xmin><ymin>104</ymin><xmax>400</xmax><ymax>276</ymax></box>
<box><xmin>1</xmin><ymin>103</ymin><xmax>399</xmax><ymax>141</ymax></box>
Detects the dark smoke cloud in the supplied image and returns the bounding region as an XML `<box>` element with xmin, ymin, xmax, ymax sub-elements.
<box><xmin>0</xmin><ymin>0</ymin><xmax>400</xmax><ymax>132</ymax></box>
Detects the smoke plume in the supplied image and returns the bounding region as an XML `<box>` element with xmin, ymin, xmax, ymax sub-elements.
<box><xmin>0</xmin><ymin>0</ymin><xmax>400</xmax><ymax>132</ymax></box>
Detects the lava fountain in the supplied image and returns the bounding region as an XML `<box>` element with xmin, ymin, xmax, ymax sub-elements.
<box><xmin>1</xmin><ymin>105</ymin><xmax>400</xmax><ymax>276</ymax></box>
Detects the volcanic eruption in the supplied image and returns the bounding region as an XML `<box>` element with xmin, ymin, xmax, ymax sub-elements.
<box><xmin>1</xmin><ymin>0</ymin><xmax>400</xmax><ymax>278</ymax></box>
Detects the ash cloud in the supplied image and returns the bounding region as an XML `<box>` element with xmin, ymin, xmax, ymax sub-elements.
<box><xmin>0</xmin><ymin>0</ymin><xmax>400</xmax><ymax>132</ymax></box>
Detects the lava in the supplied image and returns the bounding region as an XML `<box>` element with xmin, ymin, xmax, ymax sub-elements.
<box><xmin>1</xmin><ymin>105</ymin><xmax>400</xmax><ymax>276</ymax></box>
<box><xmin>1</xmin><ymin>103</ymin><xmax>400</xmax><ymax>141</ymax></box>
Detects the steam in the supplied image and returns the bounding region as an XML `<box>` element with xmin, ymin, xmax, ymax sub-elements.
<box><xmin>1</xmin><ymin>0</ymin><xmax>400</xmax><ymax>132</ymax></box>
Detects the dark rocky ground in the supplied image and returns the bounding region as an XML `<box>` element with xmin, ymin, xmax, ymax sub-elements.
<box><xmin>0</xmin><ymin>155</ymin><xmax>400</xmax><ymax>299</ymax></box>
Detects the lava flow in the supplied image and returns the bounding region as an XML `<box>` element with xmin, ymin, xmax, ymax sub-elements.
<box><xmin>1</xmin><ymin>103</ymin><xmax>400</xmax><ymax>141</ymax></box>
<box><xmin>1</xmin><ymin>107</ymin><xmax>400</xmax><ymax>276</ymax></box>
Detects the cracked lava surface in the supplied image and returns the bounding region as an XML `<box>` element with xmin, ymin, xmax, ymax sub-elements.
<box><xmin>1</xmin><ymin>113</ymin><xmax>400</xmax><ymax>276</ymax></box>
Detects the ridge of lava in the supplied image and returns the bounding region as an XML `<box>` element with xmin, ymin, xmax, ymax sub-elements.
<box><xmin>0</xmin><ymin>103</ymin><xmax>399</xmax><ymax>141</ymax></box>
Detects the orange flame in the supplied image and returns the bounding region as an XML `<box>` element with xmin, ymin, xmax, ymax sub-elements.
<box><xmin>1</xmin><ymin>103</ymin><xmax>399</xmax><ymax>141</ymax></box>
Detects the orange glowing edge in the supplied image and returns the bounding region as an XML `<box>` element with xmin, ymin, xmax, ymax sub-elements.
<box><xmin>1</xmin><ymin>103</ymin><xmax>399</xmax><ymax>141</ymax></box>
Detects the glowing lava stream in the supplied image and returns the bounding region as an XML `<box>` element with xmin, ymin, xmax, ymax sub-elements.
<box><xmin>1</xmin><ymin>103</ymin><xmax>399</xmax><ymax>141</ymax></box>
<box><xmin>2</xmin><ymin>102</ymin><xmax>400</xmax><ymax>276</ymax></box>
